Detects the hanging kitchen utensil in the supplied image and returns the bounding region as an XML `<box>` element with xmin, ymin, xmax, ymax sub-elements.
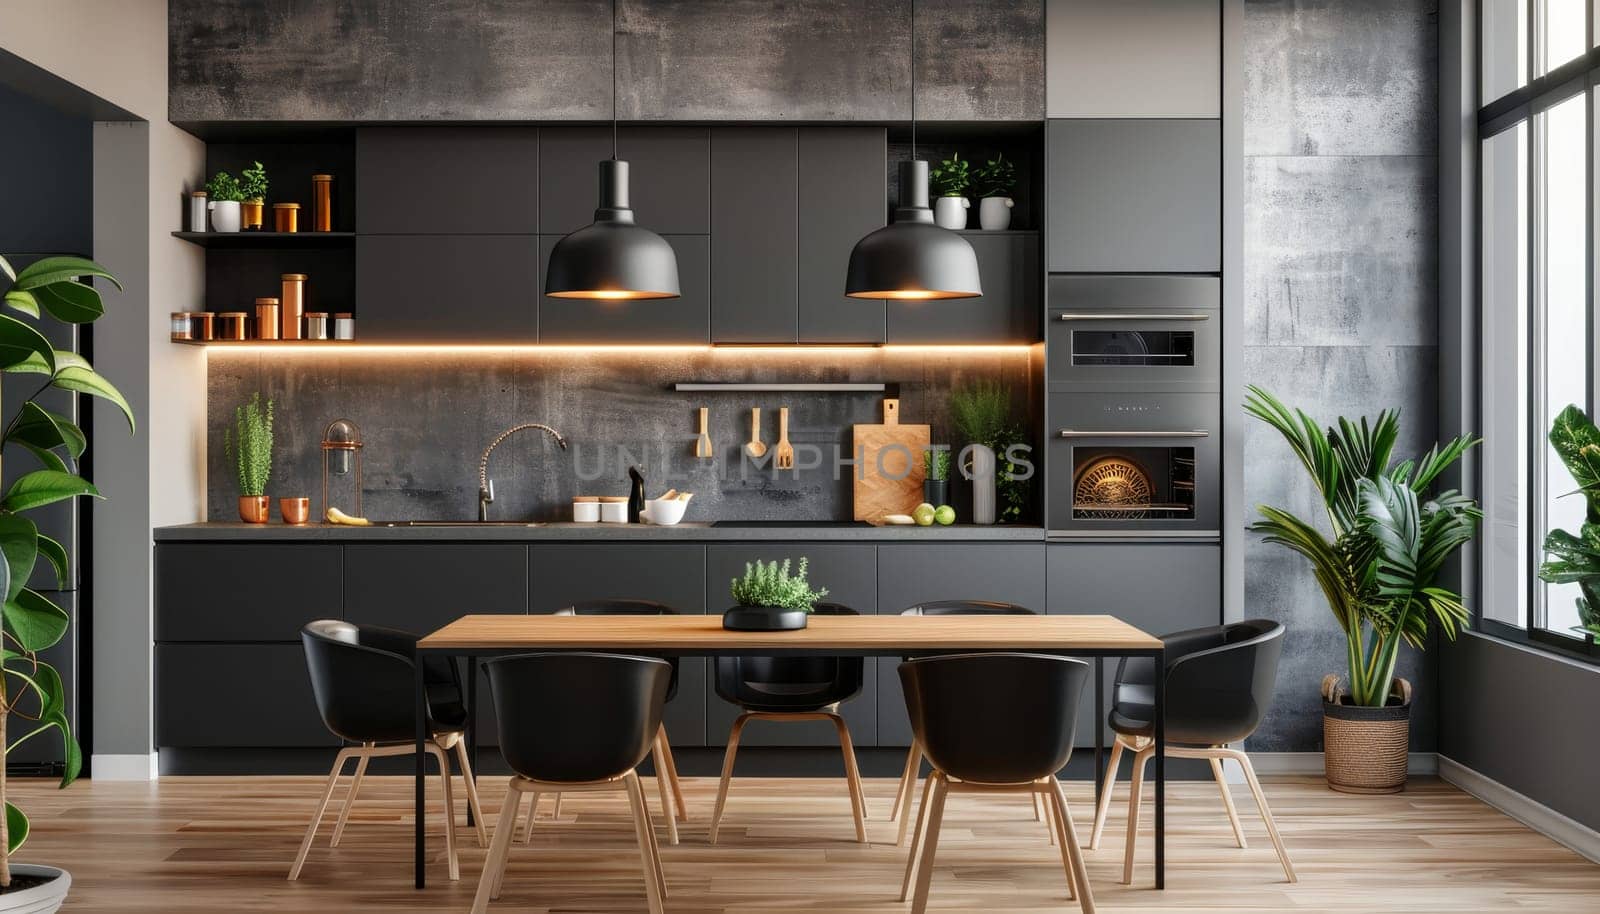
<box><xmin>745</xmin><ymin>406</ymin><xmax>768</xmax><ymax>459</ymax></box>
<box><xmin>774</xmin><ymin>406</ymin><xmax>796</xmax><ymax>470</ymax></box>
<box><xmin>695</xmin><ymin>407</ymin><xmax>714</xmax><ymax>459</ymax></box>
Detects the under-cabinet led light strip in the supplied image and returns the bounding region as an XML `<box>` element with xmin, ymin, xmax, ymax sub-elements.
<box><xmin>199</xmin><ymin>343</ymin><xmax>1039</xmax><ymax>355</ymax></box>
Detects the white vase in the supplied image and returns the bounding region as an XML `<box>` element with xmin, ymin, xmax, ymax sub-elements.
<box><xmin>978</xmin><ymin>196</ymin><xmax>1014</xmax><ymax>230</ymax></box>
<box><xmin>0</xmin><ymin>864</ymin><xmax>71</xmax><ymax>913</ymax></box>
<box><xmin>966</xmin><ymin>444</ymin><xmax>997</xmax><ymax>525</ymax></box>
<box><xmin>933</xmin><ymin>196</ymin><xmax>969</xmax><ymax>230</ymax></box>
<box><xmin>209</xmin><ymin>200</ymin><xmax>241</xmax><ymax>233</ymax></box>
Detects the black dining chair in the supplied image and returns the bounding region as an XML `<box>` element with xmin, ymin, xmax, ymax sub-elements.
<box><xmin>525</xmin><ymin>600</ymin><xmax>686</xmax><ymax>845</ymax></box>
<box><xmin>889</xmin><ymin>600</ymin><xmax>1038</xmax><ymax>845</ymax></box>
<box><xmin>1088</xmin><ymin>619</ymin><xmax>1295</xmax><ymax>885</ymax></box>
<box><xmin>292</xmin><ymin>620</ymin><xmax>487</xmax><ymax>882</ymax></box>
<box><xmin>471</xmin><ymin>651</ymin><xmax>673</xmax><ymax>914</ymax></box>
<box><xmin>708</xmin><ymin>602</ymin><xmax>869</xmax><ymax>844</ymax></box>
<box><xmin>898</xmin><ymin>652</ymin><xmax>1094</xmax><ymax>914</ymax></box>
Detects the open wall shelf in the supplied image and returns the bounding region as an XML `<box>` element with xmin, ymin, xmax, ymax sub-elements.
<box><xmin>172</xmin><ymin>231</ymin><xmax>353</xmax><ymax>249</ymax></box>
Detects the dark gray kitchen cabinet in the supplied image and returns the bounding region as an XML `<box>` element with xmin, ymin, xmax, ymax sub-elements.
<box><xmin>885</xmin><ymin>232</ymin><xmax>1040</xmax><ymax>342</ymax></box>
<box><xmin>1047</xmin><ymin>542</ymin><xmax>1220</xmax><ymax>746</ymax></box>
<box><xmin>357</xmin><ymin>234</ymin><xmax>538</xmax><ymax>341</ymax></box>
<box><xmin>875</xmin><ymin>543</ymin><xmax>1048</xmax><ymax>746</ymax></box>
<box><xmin>798</xmin><ymin>127</ymin><xmax>887</xmax><ymax>343</ymax></box>
<box><xmin>156</xmin><ymin>544</ymin><xmax>341</xmax><ymax>642</ymax></box>
<box><xmin>1046</xmin><ymin>119</ymin><xmax>1221</xmax><ymax>273</ymax></box>
<box><xmin>704</xmin><ymin>545</ymin><xmax>878</xmax><ymax>748</ymax></box>
<box><xmin>711</xmin><ymin>128</ymin><xmax>800</xmax><ymax>342</ymax></box>
<box><xmin>530</xmin><ymin>544</ymin><xmax>708</xmax><ymax>746</ymax></box>
<box><xmin>157</xmin><ymin>644</ymin><xmax>336</xmax><ymax>747</ymax></box>
<box><xmin>539</xmin><ymin>127</ymin><xmax>710</xmax><ymax>235</ymax></box>
<box><xmin>357</xmin><ymin>127</ymin><xmax>539</xmax><ymax>234</ymax></box>
<box><xmin>343</xmin><ymin>544</ymin><xmax>529</xmax><ymax>633</ymax></box>
<box><xmin>536</xmin><ymin>234</ymin><xmax>710</xmax><ymax>343</ymax></box>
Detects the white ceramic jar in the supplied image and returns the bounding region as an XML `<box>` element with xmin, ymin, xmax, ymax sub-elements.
<box><xmin>189</xmin><ymin>191</ymin><xmax>209</xmax><ymax>232</ymax></box>
<box><xmin>572</xmin><ymin>496</ymin><xmax>600</xmax><ymax>523</ymax></box>
<box><xmin>934</xmin><ymin>196</ymin><xmax>969</xmax><ymax>230</ymax></box>
<box><xmin>598</xmin><ymin>497</ymin><xmax>629</xmax><ymax>523</ymax></box>
<box><xmin>978</xmin><ymin>196</ymin><xmax>1014</xmax><ymax>230</ymax></box>
<box><xmin>209</xmin><ymin>199</ymin><xmax>242</xmax><ymax>233</ymax></box>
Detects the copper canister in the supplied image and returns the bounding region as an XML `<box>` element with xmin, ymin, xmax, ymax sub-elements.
<box><xmin>192</xmin><ymin>311</ymin><xmax>215</xmax><ymax>341</ymax></box>
<box><xmin>217</xmin><ymin>311</ymin><xmax>249</xmax><ymax>341</ymax></box>
<box><xmin>255</xmin><ymin>298</ymin><xmax>281</xmax><ymax>340</ymax></box>
<box><xmin>311</xmin><ymin>174</ymin><xmax>333</xmax><ymax>232</ymax></box>
<box><xmin>280</xmin><ymin>274</ymin><xmax>305</xmax><ymax>340</ymax></box>
<box><xmin>273</xmin><ymin>202</ymin><xmax>300</xmax><ymax>233</ymax></box>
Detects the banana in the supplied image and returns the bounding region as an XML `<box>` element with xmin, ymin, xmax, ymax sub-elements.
<box><xmin>325</xmin><ymin>506</ymin><xmax>371</xmax><ymax>526</ymax></box>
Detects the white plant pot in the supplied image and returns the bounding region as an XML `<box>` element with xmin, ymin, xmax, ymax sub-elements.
<box><xmin>0</xmin><ymin>864</ymin><xmax>71</xmax><ymax>913</ymax></box>
<box><xmin>978</xmin><ymin>196</ymin><xmax>1014</xmax><ymax>231</ymax></box>
<box><xmin>209</xmin><ymin>200</ymin><xmax>241</xmax><ymax>233</ymax></box>
<box><xmin>933</xmin><ymin>196</ymin><xmax>969</xmax><ymax>230</ymax></box>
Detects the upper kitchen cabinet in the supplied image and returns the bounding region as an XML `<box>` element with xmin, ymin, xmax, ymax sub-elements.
<box><xmin>885</xmin><ymin>232</ymin><xmax>1040</xmax><ymax>343</ymax></box>
<box><xmin>711</xmin><ymin>128</ymin><xmax>800</xmax><ymax>343</ymax></box>
<box><xmin>536</xmin><ymin>234</ymin><xmax>710</xmax><ymax>343</ymax></box>
<box><xmin>539</xmin><ymin>127</ymin><xmax>710</xmax><ymax>236</ymax></box>
<box><xmin>357</xmin><ymin>234</ymin><xmax>538</xmax><ymax>341</ymax></box>
<box><xmin>1046</xmin><ymin>119</ymin><xmax>1221</xmax><ymax>273</ymax></box>
<box><xmin>1045</xmin><ymin>0</ymin><xmax>1221</xmax><ymax>118</ymax></box>
<box><xmin>357</xmin><ymin>127</ymin><xmax>539</xmax><ymax>234</ymax></box>
<box><xmin>799</xmin><ymin>128</ymin><xmax>887</xmax><ymax>343</ymax></box>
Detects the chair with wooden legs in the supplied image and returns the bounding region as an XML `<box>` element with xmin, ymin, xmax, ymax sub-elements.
<box><xmin>1088</xmin><ymin>619</ymin><xmax>1296</xmax><ymax>885</ymax></box>
<box><xmin>898</xmin><ymin>652</ymin><xmax>1095</xmax><ymax>914</ymax></box>
<box><xmin>291</xmin><ymin>620</ymin><xmax>487</xmax><ymax>882</ymax></box>
<box><xmin>709</xmin><ymin>602</ymin><xmax>868</xmax><ymax>844</ymax></box>
<box><xmin>523</xmin><ymin>601</ymin><xmax>687</xmax><ymax>845</ymax></box>
<box><xmin>887</xmin><ymin>600</ymin><xmax>1037</xmax><ymax>845</ymax></box>
<box><xmin>472</xmin><ymin>651</ymin><xmax>672</xmax><ymax>914</ymax></box>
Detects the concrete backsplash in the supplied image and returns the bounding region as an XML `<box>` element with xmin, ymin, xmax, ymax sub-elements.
<box><xmin>206</xmin><ymin>348</ymin><xmax>1038</xmax><ymax>524</ymax></box>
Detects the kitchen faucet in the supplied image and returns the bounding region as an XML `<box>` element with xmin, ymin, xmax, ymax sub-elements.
<box><xmin>478</xmin><ymin>423</ymin><xmax>568</xmax><ymax>521</ymax></box>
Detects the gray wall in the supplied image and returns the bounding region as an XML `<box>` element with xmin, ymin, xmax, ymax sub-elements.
<box><xmin>169</xmin><ymin>0</ymin><xmax>1042</xmax><ymax>124</ymax></box>
<box><xmin>207</xmin><ymin>349</ymin><xmax>1037</xmax><ymax>524</ymax></box>
<box><xmin>1241</xmin><ymin>0</ymin><xmax>1441</xmax><ymax>751</ymax></box>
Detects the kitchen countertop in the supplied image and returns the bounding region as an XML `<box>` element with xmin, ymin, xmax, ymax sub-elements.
<box><xmin>154</xmin><ymin>521</ymin><xmax>1048</xmax><ymax>543</ymax></box>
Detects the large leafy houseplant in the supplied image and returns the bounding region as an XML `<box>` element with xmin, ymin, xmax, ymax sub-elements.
<box><xmin>0</xmin><ymin>254</ymin><xmax>134</xmax><ymax>888</ymax></box>
<box><xmin>1537</xmin><ymin>405</ymin><xmax>1600</xmax><ymax>635</ymax></box>
<box><xmin>1245</xmin><ymin>386</ymin><xmax>1480</xmax><ymax>708</ymax></box>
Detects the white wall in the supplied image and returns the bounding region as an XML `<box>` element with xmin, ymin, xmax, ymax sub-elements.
<box><xmin>0</xmin><ymin>0</ymin><xmax>206</xmax><ymax>778</ymax></box>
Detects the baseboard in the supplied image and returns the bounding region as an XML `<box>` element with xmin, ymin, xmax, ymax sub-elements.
<box><xmin>91</xmin><ymin>752</ymin><xmax>158</xmax><ymax>781</ymax></box>
<box><xmin>1244</xmin><ymin>751</ymin><xmax>1439</xmax><ymax>777</ymax></box>
<box><xmin>1439</xmin><ymin>756</ymin><xmax>1600</xmax><ymax>864</ymax></box>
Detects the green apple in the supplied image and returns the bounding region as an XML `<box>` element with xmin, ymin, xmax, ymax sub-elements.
<box><xmin>934</xmin><ymin>505</ymin><xmax>956</xmax><ymax>526</ymax></box>
<box><xmin>912</xmin><ymin>503</ymin><xmax>936</xmax><ymax>526</ymax></box>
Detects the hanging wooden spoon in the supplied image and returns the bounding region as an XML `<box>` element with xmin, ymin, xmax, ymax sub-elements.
<box><xmin>745</xmin><ymin>407</ymin><xmax>768</xmax><ymax>459</ymax></box>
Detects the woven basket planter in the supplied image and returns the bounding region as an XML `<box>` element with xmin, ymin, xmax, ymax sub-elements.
<box><xmin>1322</xmin><ymin>675</ymin><xmax>1412</xmax><ymax>794</ymax></box>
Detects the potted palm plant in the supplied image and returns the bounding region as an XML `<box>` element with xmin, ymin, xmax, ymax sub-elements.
<box><xmin>1246</xmin><ymin>386</ymin><xmax>1480</xmax><ymax>793</ymax></box>
<box><xmin>722</xmin><ymin>558</ymin><xmax>828</xmax><ymax>632</ymax></box>
<box><xmin>0</xmin><ymin>253</ymin><xmax>135</xmax><ymax>911</ymax></box>
<box><xmin>1537</xmin><ymin>405</ymin><xmax>1600</xmax><ymax>636</ymax></box>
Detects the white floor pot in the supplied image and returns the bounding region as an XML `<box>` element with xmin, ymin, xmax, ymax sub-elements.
<box><xmin>0</xmin><ymin>864</ymin><xmax>71</xmax><ymax>913</ymax></box>
<box><xmin>209</xmin><ymin>200</ymin><xmax>241</xmax><ymax>233</ymax></box>
<box><xmin>978</xmin><ymin>196</ymin><xmax>1013</xmax><ymax>230</ymax></box>
<box><xmin>933</xmin><ymin>196</ymin><xmax>969</xmax><ymax>230</ymax></box>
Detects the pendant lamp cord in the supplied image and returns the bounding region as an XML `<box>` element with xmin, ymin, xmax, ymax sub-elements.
<box><xmin>611</xmin><ymin>0</ymin><xmax>619</xmax><ymax>160</ymax></box>
<box><xmin>910</xmin><ymin>0</ymin><xmax>916</xmax><ymax>160</ymax></box>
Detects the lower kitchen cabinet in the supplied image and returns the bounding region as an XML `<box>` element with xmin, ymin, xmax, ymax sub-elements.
<box><xmin>705</xmin><ymin>546</ymin><xmax>877</xmax><ymax>748</ymax></box>
<box><xmin>343</xmin><ymin>544</ymin><xmax>529</xmax><ymax>633</ymax></box>
<box><xmin>156</xmin><ymin>544</ymin><xmax>342</xmax><ymax>642</ymax></box>
<box><xmin>875</xmin><ymin>543</ymin><xmax>1048</xmax><ymax>746</ymax></box>
<box><xmin>157</xmin><ymin>644</ymin><xmax>336</xmax><ymax>747</ymax></box>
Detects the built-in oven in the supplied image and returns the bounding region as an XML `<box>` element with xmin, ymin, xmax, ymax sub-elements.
<box><xmin>1047</xmin><ymin>275</ymin><xmax>1220</xmax><ymax>390</ymax></box>
<box><xmin>1047</xmin><ymin>391</ymin><xmax>1219</xmax><ymax>534</ymax></box>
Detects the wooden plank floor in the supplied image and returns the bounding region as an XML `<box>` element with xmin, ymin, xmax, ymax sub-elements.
<box><xmin>7</xmin><ymin>774</ymin><xmax>1599</xmax><ymax>912</ymax></box>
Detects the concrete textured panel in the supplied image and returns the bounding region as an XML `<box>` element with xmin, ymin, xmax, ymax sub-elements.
<box><xmin>1243</xmin><ymin>0</ymin><xmax>1439</xmax><ymax>157</ymax></box>
<box><xmin>1244</xmin><ymin>155</ymin><xmax>1438</xmax><ymax>348</ymax></box>
<box><xmin>1241</xmin><ymin>344</ymin><xmax>1441</xmax><ymax>752</ymax></box>
<box><xmin>914</xmin><ymin>0</ymin><xmax>1044</xmax><ymax>121</ymax></box>
<box><xmin>169</xmin><ymin>0</ymin><xmax>613</xmax><ymax>122</ymax></box>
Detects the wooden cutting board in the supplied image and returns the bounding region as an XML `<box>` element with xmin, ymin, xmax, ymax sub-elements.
<box><xmin>853</xmin><ymin>398</ymin><xmax>930</xmax><ymax>523</ymax></box>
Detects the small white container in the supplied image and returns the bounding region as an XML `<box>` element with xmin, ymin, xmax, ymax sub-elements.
<box><xmin>209</xmin><ymin>199</ymin><xmax>241</xmax><ymax>233</ymax></box>
<box><xmin>934</xmin><ymin>196</ymin><xmax>969</xmax><ymax>230</ymax></box>
<box><xmin>572</xmin><ymin>496</ymin><xmax>600</xmax><ymax>523</ymax></box>
<box><xmin>598</xmin><ymin>497</ymin><xmax>629</xmax><ymax>523</ymax></box>
<box><xmin>978</xmin><ymin>196</ymin><xmax>1014</xmax><ymax>230</ymax></box>
<box><xmin>189</xmin><ymin>191</ymin><xmax>209</xmax><ymax>232</ymax></box>
<box><xmin>640</xmin><ymin>496</ymin><xmax>688</xmax><ymax>526</ymax></box>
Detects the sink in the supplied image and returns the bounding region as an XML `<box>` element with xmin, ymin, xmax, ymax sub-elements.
<box><xmin>376</xmin><ymin>520</ymin><xmax>544</xmax><ymax>527</ymax></box>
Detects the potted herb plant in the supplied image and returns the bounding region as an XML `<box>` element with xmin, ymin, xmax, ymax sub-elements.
<box><xmin>924</xmin><ymin>447</ymin><xmax>951</xmax><ymax>508</ymax></box>
<box><xmin>203</xmin><ymin>170</ymin><xmax>245</xmax><ymax>233</ymax></box>
<box><xmin>224</xmin><ymin>393</ymin><xmax>274</xmax><ymax>523</ymax></box>
<box><xmin>951</xmin><ymin>381</ymin><xmax>1028</xmax><ymax>525</ymax></box>
<box><xmin>238</xmin><ymin>161</ymin><xmax>269</xmax><ymax>231</ymax></box>
<box><xmin>722</xmin><ymin>558</ymin><xmax>828</xmax><ymax>632</ymax></box>
<box><xmin>1246</xmin><ymin>386</ymin><xmax>1480</xmax><ymax>794</ymax></box>
<box><xmin>1537</xmin><ymin>405</ymin><xmax>1600</xmax><ymax>636</ymax></box>
<box><xmin>972</xmin><ymin>153</ymin><xmax>1017</xmax><ymax>231</ymax></box>
<box><xmin>929</xmin><ymin>152</ymin><xmax>970</xmax><ymax>230</ymax></box>
<box><xmin>0</xmin><ymin>253</ymin><xmax>135</xmax><ymax>911</ymax></box>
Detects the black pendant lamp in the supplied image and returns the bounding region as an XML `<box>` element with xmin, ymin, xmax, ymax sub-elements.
<box><xmin>845</xmin><ymin>0</ymin><xmax>980</xmax><ymax>300</ymax></box>
<box><xmin>545</xmin><ymin>1</ymin><xmax>680</xmax><ymax>301</ymax></box>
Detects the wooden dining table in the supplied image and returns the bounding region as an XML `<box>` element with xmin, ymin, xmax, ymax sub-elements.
<box><xmin>412</xmin><ymin>613</ymin><xmax>1168</xmax><ymax>890</ymax></box>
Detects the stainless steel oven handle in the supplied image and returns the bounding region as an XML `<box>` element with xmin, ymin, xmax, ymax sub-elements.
<box><xmin>1054</xmin><ymin>312</ymin><xmax>1210</xmax><ymax>321</ymax></box>
<box><xmin>1056</xmin><ymin>429</ymin><xmax>1210</xmax><ymax>439</ymax></box>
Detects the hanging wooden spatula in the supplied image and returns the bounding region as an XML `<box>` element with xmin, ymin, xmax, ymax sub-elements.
<box><xmin>695</xmin><ymin>407</ymin><xmax>714</xmax><ymax>459</ymax></box>
<box><xmin>745</xmin><ymin>407</ymin><xmax>768</xmax><ymax>459</ymax></box>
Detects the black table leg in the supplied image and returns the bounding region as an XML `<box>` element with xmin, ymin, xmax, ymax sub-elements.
<box><xmin>1153</xmin><ymin>646</ymin><xmax>1165</xmax><ymax>890</ymax></box>
<box><xmin>1094</xmin><ymin>656</ymin><xmax>1105</xmax><ymax>805</ymax></box>
<box><xmin>464</xmin><ymin>655</ymin><xmax>477</xmax><ymax>828</ymax></box>
<box><xmin>414</xmin><ymin>655</ymin><xmax>427</xmax><ymax>890</ymax></box>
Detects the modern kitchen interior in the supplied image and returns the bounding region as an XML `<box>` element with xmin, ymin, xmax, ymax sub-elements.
<box><xmin>0</xmin><ymin>1</ymin><xmax>1597</xmax><ymax>911</ymax></box>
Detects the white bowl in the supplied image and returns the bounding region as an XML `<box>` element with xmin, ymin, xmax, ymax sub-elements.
<box><xmin>640</xmin><ymin>497</ymin><xmax>689</xmax><ymax>526</ymax></box>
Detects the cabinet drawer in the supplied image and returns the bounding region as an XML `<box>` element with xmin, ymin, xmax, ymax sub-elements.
<box><xmin>157</xmin><ymin>644</ymin><xmax>336</xmax><ymax>747</ymax></box>
<box><xmin>156</xmin><ymin>544</ymin><xmax>342</xmax><ymax>642</ymax></box>
<box><xmin>343</xmin><ymin>544</ymin><xmax>529</xmax><ymax>634</ymax></box>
